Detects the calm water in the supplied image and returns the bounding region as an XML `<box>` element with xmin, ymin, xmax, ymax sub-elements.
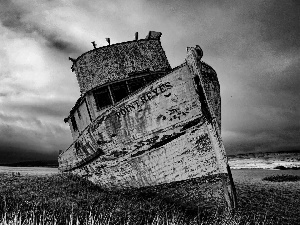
<box><xmin>0</xmin><ymin>166</ymin><xmax>59</xmax><ymax>176</ymax></box>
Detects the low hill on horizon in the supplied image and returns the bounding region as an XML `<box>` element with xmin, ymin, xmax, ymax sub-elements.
<box><xmin>228</xmin><ymin>150</ymin><xmax>300</xmax><ymax>157</ymax></box>
<box><xmin>228</xmin><ymin>151</ymin><xmax>300</xmax><ymax>170</ymax></box>
<box><xmin>0</xmin><ymin>160</ymin><xmax>58</xmax><ymax>168</ymax></box>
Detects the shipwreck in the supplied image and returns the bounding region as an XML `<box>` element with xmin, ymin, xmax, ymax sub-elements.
<box><xmin>59</xmin><ymin>31</ymin><xmax>237</xmax><ymax>211</ymax></box>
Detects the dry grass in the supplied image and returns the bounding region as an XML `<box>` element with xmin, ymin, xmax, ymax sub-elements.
<box><xmin>262</xmin><ymin>175</ymin><xmax>300</xmax><ymax>182</ymax></box>
<box><xmin>0</xmin><ymin>169</ymin><xmax>299</xmax><ymax>225</ymax></box>
<box><xmin>232</xmin><ymin>169</ymin><xmax>300</xmax><ymax>225</ymax></box>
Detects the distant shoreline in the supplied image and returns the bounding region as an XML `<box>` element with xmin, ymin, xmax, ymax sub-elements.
<box><xmin>0</xmin><ymin>165</ymin><xmax>58</xmax><ymax>168</ymax></box>
<box><xmin>227</xmin><ymin>150</ymin><xmax>300</xmax><ymax>157</ymax></box>
<box><xmin>0</xmin><ymin>160</ymin><xmax>58</xmax><ymax>168</ymax></box>
<box><xmin>1</xmin><ymin>151</ymin><xmax>299</xmax><ymax>169</ymax></box>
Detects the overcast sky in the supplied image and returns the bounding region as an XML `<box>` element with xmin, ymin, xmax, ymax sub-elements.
<box><xmin>0</xmin><ymin>0</ymin><xmax>299</xmax><ymax>163</ymax></box>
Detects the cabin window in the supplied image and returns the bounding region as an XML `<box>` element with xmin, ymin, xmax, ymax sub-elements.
<box><xmin>93</xmin><ymin>86</ymin><xmax>113</xmax><ymax>110</ymax></box>
<box><xmin>128</xmin><ymin>77</ymin><xmax>145</xmax><ymax>93</ymax></box>
<box><xmin>77</xmin><ymin>109</ymin><xmax>81</xmax><ymax>119</ymax></box>
<box><xmin>144</xmin><ymin>74</ymin><xmax>161</xmax><ymax>84</ymax></box>
<box><xmin>70</xmin><ymin>116</ymin><xmax>78</xmax><ymax>131</ymax></box>
<box><xmin>92</xmin><ymin>73</ymin><xmax>165</xmax><ymax>110</ymax></box>
<box><xmin>111</xmin><ymin>82</ymin><xmax>129</xmax><ymax>102</ymax></box>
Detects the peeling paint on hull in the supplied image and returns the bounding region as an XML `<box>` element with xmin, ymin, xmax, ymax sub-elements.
<box><xmin>59</xmin><ymin>42</ymin><xmax>236</xmax><ymax>211</ymax></box>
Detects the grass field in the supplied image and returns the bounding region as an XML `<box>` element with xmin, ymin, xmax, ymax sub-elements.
<box><xmin>231</xmin><ymin>169</ymin><xmax>300</xmax><ymax>225</ymax></box>
<box><xmin>0</xmin><ymin>169</ymin><xmax>299</xmax><ymax>225</ymax></box>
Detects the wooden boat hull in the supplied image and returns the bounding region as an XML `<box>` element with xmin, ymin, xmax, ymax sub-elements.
<box><xmin>59</xmin><ymin>46</ymin><xmax>236</xmax><ymax>210</ymax></box>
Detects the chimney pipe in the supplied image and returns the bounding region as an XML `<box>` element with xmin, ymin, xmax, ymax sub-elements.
<box><xmin>68</xmin><ymin>57</ymin><xmax>76</xmax><ymax>63</ymax></box>
<box><xmin>91</xmin><ymin>41</ymin><xmax>97</xmax><ymax>49</ymax></box>
<box><xmin>135</xmin><ymin>32</ymin><xmax>138</xmax><ymax>41</ymax></box>
<box><xmin>105</xmin><ymin>38</ymin><xmax>110</xmax><ymax>45</ymax></box>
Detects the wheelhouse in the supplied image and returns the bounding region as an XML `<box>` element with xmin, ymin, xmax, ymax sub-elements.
<box><xmin>63</xmin><ymin>31</ymin><xmax>172</xmax><ymax>142</ymax></box>
<box><xmin>65</xmin><ymin>70</ymin><xmax>168</xmax><ymax>140</ymax></box>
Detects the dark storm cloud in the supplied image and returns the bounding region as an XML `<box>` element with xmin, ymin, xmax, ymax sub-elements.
<box><xmin>46</xmin><ymin>35</ymin><xmax>79</xmax><ymax>53</ymax></box>
<box><xmin>2</xmin><ymin>99</ymin><xmax>74</xmax><ymax>119</ymax></box>
<box><xmin>225</xmin><ymin>135</ymin><xmax>300</xmax><ymax>156</ymax></box>
<box><xmin>242</xmin><ymin>1</ymin><xmax>300</xmax><ymax>54</ymax></box>
<box><xmin>202</xmin><ymin>0</ymin><xmax>300</xmax><ymax>154</ymax></box>
<box><xmin>42</xmin><ymin>32</ymin><xmax>83</xmax><ymax>54</ymax></box>
<box><xmin>0</xmin><ymin>112</ymin><xmax>42</xmax><ymax>126</ymax></box>
<box><xmin>0</xmin><ymin>0</ymin><xmax>25</xmax><ymax>30</ymax></box>
<box><xmin>0</xmin><ymin>0</ymin><xmax>81</xmax><ymax>54</ymax></box>
<box><xmin>0</xmin><ymin>89</ymin><xmax>22</xmax><ymax>99</ymax></box>
<box><xmin>256</xmin><ymin>59</ymin><xmax>300</xmax><ymax>95</ymax></box>
<box><xmin>244</xmin><ymin>59</ymin><xmax>300</xmax><ymax>124</ymax></box>
<box><xmin>0</xmin><ymin>143</ymin><xmax>58</xmax><ymax>164</ymax></box>
<box><xmin>0</xmin><ymin>1</ymin><xmax>81</xmax><ymax>164</ymax></box>
<box><xmin>0</xmin><ymin>113</ymin><xmax>71</xmax><ymax>164</ymax></box>
<box><xmin>183</xmin><ymin>0</ymin><xmax>300</xmax><ymax>58</ymax></box>
<box><xmin>0</xmin><ymin>93</ymin><xmax>8</xmax><ymax>97</ymax></box>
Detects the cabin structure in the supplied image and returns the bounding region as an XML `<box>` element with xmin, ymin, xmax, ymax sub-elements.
<box><xmin>64</xmin><ymin>31</ymin><xmax>172</xmax><ymax>140</ymax></box>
